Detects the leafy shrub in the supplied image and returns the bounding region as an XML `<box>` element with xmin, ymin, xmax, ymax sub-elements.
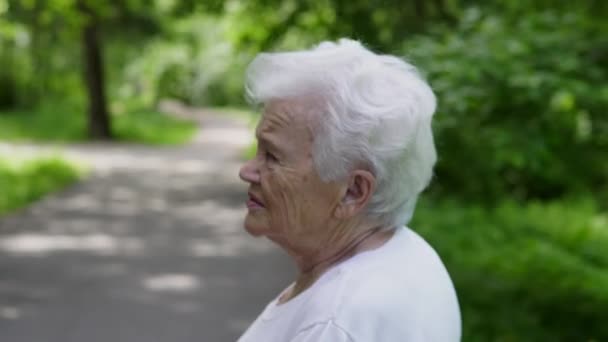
<box><xmin>117</xmin><ymin>14</ymin><xmax>250</xmax><ymax>108</ymax></box>
<box><xmin>113</xmin><ymin>110</ymin><xmax>197</xmax><ymax>145</ymax></box>
<box><xmin>412</xmin><ymin>197</ymin><xmax>608</xmax><ymax>341</ymax></box>
<box><xmin>0</xmin><ymin>105</ymin><xmax>196</xmax><ymax>145</ymax></box>
<box><xmin>0</xmin><ymin>70</ymin><xmax>17</xmax><ymax>109</ymax></box>
<box><xmin>0</xmin><ymin>104</ymin><xmax>87</xmax><ymax>141</ymax></box>
<box><xmin>0</xmin><ymin>157</ymin><xmax>82</xmax><ymax>215</ymax></box>
<box><xmin>405</xmin><ymin>9</ymin><xmax>608</xmax><ymax>202</ymax></box>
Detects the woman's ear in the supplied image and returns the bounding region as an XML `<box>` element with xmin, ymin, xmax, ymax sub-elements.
<box><xmin>334</xmin><ymin>170</ymin><xmax>376</xmax><ymax>219</ymax></box>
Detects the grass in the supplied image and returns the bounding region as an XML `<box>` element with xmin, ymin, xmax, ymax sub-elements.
<box><xmin>0</xmin><ymin>156</ymin><xmax>83</xmax><ymax>215</ymax></box>
<box><xmin>411</xmin><ymin>196</ymin><xmax>608</xmax><ymax>341</ymax></box>
<box><xmin>0</xmin><ymin>105</ymin><xmax>86</xmax><ymax>141</ymax></box>
<box><xmin>0</xmin><ymin>105</ymin><xmax>197</xmax><ymax>145</ymax></box>
<box><xmin>113</xmin><ymin>109</ymin><xmax>197</xmax><ymax>145</ymax></box>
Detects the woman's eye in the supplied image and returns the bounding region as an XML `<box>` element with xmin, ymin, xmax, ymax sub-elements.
<box><xmin>265</xmin><ymin>151</ymin><xmax>278</xmax><ymax>162</ymax></box>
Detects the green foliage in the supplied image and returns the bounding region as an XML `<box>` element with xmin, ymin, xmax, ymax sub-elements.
<box><xmin>2</xmin><ymin>2</ymin><xmax>608</xmax><ymax>339</ymax></box>
<box><xmin>0</xmin><ymin>104</ymin><xmax>87</xmax><ymax>141</ymax></box>
<box><xmin>0</xmin><ymin>68</ymin><xmax>17</xmax><ymax>109</ymax></box>
<box><xmin>221</xmin><ymin>0</ymin><xmax>459</xmax><ymax>52</ymax></box>
<box><xmin>115</xmin><ymin>13</ymin><xmax>251</xmax><ymax>107</ymax></box>
<box><xmin>242</xmin><ymin>141</ymin><xmax>257</xmax><ymax>161</ymax></box>
<box><xmin>0</xmin><ymin>105</ymin><xmax>196</xmax><ymax>145</ymax></box>
<box><xmin>404</xmin><ymin>9</ymin><xmax>608</xmax><ymax>201</ymax></box>
<box><xmin>0</xmin><ymin>16</ymin><xmax>31</xmax><ymax>108</ymax></box>
<box><xmin>113</xmin><ymin>109</ymin><xmax>197</xmax><ymax>145</ymax></box>
<box><xmin>412</xmin><ymin>196</ymin><xmax>608</xmax><ymax>341</ymax></box>
<box><xmin>0</xmin><ymin>156</ymin><xmax>82</xmax><ymax>215</ymax></box>
<box><xmin>1</xmin><ymin>0</ymin><xmax>168</xmax><ymax>110</ymax></box>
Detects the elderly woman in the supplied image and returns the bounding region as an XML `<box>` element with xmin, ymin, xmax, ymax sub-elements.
<box><xmin>238</xmin><ymin>39</ymin><xmax>461</xmax><ymax>342</ymax></box>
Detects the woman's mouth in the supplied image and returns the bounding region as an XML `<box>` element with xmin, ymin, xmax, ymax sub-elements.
<box><xmin>247</xmin><ymin>192</ymin><xmax>265</xmax><ymax>209</ymax></box>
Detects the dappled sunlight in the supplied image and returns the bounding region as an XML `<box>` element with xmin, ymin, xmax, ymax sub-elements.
<box><xmin>107</xmin><ymin>201</ymin><xmax>140</xmax><ymax>217</ymax></box>
<box><xmin>0</xmin><ymin>156</ymin><xmax>291</xmax><ymax>339</ymax></box>
<box><xmin>188</xmin><ymin>234</ymin><xmax>272</xmax><ymax>257</ymax></box>
<box><xmin>47</xmin><ymin>218</ymin><xmax>108</xmax><ymax>234</ymax></box>
<box><xmin>0</xmin><ymin>109</ymin><xmax>291</xmax><ymax>341</ymax></box>
<box><xmin>172</xmin><ymin>159</ymin><xmax>220</xmax><ymax>174</ymax></box>
<box><xmin>60</xmin><ymin>193</ymin><xmax>102</xmax><ymax>211</ymax></box>
<box><xmin>75</xmin><ymin>154</ymin><xmax>220</xmax><ymax>174</ymax></box>
<box><xmin>0</xmin><ymin>233</ymin><xmax>144</xmax><ymax>257</ymax></box>
<box><xmin>0</xmin><ymin>306</ymin><xmax>21</xmax><ymax>320</ymax></box>
<box><xmin>142</xmin><ymin>273</ymin><xmax>202</xmax><ymax>293</ymax></box>
<box><xmin>190</xmin><ymin>239</ymin><xmax>241</xmax><ymax>257</ymax></box>
<box><xmin>0</xmin><ymin>142</ymin><xmax>252</xmax><ymax>175</ymax></box>
<box><xmin>143</xmin><ymin>198</ymin><xmax>169</xmax><ymax>212</ymax></box>
<box><xmin>174</xmin><ymin>200</ymin><xmax>247</xmax><ymax>232</ymax></box>
<box><xmin>109</xmin><ymin>186</ymin><xmax>138</xmax><ymax>201</ymax></box>
<box><xmin>194</xmin><ymin>126</ymin><xmax>252</xmax><ymax>147</ymax></box>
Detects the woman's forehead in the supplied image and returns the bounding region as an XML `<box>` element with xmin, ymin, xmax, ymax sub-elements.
<box><xmin>259</xmin><ymin>105</ymin><xmax>293</xmax><ymax>132</ymax></box>
<box><xmin>259</xmin><ymin>100</ymin><xmax>316</xmax><ymax>135</ymax></box>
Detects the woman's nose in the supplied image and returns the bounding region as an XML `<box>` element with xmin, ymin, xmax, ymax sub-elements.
<box><xmin>239</xmin><ymin>158</ymin><xmax>261</xmax><ymax>184</ymax></box>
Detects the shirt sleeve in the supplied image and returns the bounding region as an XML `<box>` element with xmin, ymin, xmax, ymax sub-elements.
<box><xmin>290</xmin><ymin>321</ymin><xmax>354</xmax><ymax>342</ymax></box>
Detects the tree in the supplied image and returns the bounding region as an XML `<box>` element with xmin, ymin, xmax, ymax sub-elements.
<box><xmin>78</xmin><ymin>0</ymin><xmax>111</xmax><ymax>139</ymax></box>
<box><xmin>4</xmin><ymin>0</ymin><xmax>163</xmax><ymax>140</ymax></box>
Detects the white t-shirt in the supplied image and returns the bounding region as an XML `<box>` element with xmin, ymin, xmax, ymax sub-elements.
<box><xmin>238</xmin><ymin>227</ymin><xmax>461</xmax><ymax>342</ymax></box>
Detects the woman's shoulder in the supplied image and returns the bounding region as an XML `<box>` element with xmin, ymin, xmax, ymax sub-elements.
<box><xmin>301</xmin><ymin>228</ymin><xmax>417</xmax><ymax>317</ymax></box>
<box><xmin>307</xmin><ymin>227</ymin><xmax>461</xmax><ymax>340</ymax></box>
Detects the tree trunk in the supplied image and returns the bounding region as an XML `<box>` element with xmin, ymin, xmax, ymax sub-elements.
<box><xmin>413</xmin><ymin>0</ymin><xmax>426</xmax><ymax>19</ymax></box>
<box><xmin>432</xmin><ymin>0</ymin><xmax>456</xmax><ymax>23</ymax></box>
<box><xmin>80</xmin><ymin>6</ymin><xmax>112</xmax><ymax>140</ymax></box>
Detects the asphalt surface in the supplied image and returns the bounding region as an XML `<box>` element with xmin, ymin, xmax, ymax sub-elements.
<box><xmin>0</xmin><ymin>106</ymin><xmax>294</xmax><ymax>342</ymax></box>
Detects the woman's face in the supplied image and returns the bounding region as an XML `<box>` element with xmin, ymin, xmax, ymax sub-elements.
<box><xmin>239</xmin><ymin>100</ymin><xmax>344</xmax><ymax>250</ymax></box>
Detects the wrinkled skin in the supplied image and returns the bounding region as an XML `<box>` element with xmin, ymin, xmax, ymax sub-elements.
<box><xmin>239</xmin><ymin>99</ymin><xmax>346</xmax><ymax>260</ymax></box>
<box><xmin>239</xmin><ymin>98</ymin><xmax>392</xmax><ymax>301</ymax></box>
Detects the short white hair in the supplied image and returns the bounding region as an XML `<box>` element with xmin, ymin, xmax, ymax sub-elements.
<box><xmin>245</xmin><ymin>38</ymin><xmax>437</xmax><ymax>226</ymax></box>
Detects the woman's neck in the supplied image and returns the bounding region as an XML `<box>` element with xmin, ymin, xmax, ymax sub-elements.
<box><xmin>278</xmin><ymin>225</ymin><xmax>396</xmax><ymax>304</ymax></box>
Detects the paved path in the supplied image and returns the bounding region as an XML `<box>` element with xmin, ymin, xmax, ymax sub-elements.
<box><xmin>0</xmin><ymin>105</ymin><xmax>294</xmax><ymax>342</ymax></box>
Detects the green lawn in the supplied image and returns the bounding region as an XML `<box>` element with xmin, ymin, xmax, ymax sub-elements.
<box><xmin>0</xmin><ymin>156</ymin><xmax>82</xmax><ymax>215</ymax></box>
<box><xmin>113</xmin><ymin>109</ymin><xmax>198</xmax><ymax>145</ymax></box>
<box><xmin>412</xmin><ymin>196</ymin><xmax>608</xmax><ymax>341</ymax></box>
<box><xmin>0</xmin><ymin>106</ymin><xmax>197</xmax><ymax>145</ymax></box>
<box><xmin>0</xmin><ymin>105</ymin><xmax>197</xmax><ymax>213</ymax></box>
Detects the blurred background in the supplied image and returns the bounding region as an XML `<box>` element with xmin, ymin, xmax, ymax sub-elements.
<box><xmin>1</xmin><ymin>0</ymin><xmax>607</xmax><ymax>341</ymax></box>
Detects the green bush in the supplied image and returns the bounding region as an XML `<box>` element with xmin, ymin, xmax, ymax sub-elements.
<box><xmin>0</xmin><ymin>70</ymin><xmax>17</xmax><ymax>109</ymax></box>
<box><xmin>0</xmin><ymin>105</ymin><xmax>196</xmax><ymax>145</ymax></box>
<box><xmin>412</xmin><ymin>196</ymin><xmax>608</xmax><ymax>341</ymax></box>
<box><xmin>0</xmin><ymin>157</ymin><xmax>82</xmax><ymax>215</ymax></box>
<box><xmin>0</xmin><ymin>104</ymin><xmax>87</xmax><ymax>141</ymax></box>
<box><xmin>117</xmin><ymin>14</ymin><xmax>251</xmax><ymax>108</ymax></box>
<box><xmin>405</xmin><ymin>9</ymin><xmax>608</xmax><ymax>202</ymax></box>
<box><xmin>113</xmin><ymin>110</ymin><xmax>197</xmax><ymax>145</ymax></box>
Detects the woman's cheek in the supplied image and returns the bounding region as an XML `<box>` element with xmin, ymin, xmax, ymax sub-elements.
<box><xmin>265</xmin><ymin>168</ymin><xmax>304</xmax><ymax>232</ymax></box>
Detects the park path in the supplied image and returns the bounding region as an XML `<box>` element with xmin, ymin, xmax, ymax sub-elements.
<box><xmin>0</xmin><ymin>104</ymin><xmax>294</xmax><ymax>342</ymax></box>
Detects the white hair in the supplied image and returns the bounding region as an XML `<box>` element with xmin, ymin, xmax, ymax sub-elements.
<box><xmin>245</xmin><ymin>38</ymin><xmax>437</xmax><ymax>226</ymax></box>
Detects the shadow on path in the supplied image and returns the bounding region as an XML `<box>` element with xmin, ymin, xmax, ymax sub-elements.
<box><xmin>0</xmin><ymin>108</ymin><xmax>294</xmax><ymax>342</ymax></box>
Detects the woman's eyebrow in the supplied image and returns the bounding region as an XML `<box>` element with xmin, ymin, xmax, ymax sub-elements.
<box><xmin>256</xmin><ymin>134</ymin><xmax>281</xmax><ymax>152</ymax></box>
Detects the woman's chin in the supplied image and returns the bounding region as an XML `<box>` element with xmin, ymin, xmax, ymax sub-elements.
<box><xmin>244</xmin><ymin>215</ymin><xmax>270</xmax><ymax>237</ymax></box>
